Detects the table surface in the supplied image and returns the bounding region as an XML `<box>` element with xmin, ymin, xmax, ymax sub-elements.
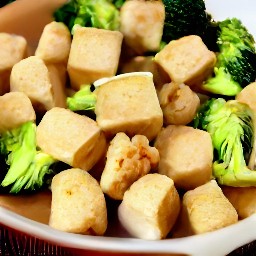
<box><xmin>0</xmin><ymin>225</ymin><xmax>255</xmax><ymax>256</ymax></box>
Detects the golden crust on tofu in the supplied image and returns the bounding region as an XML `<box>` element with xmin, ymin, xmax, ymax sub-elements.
<box><xmin>0</xmin><ymin>92</ymin><xmax>35</xmax><ymax>133</ymax></box>
<box><xmin>10</xmin><ymin>56</ymin><xmax>67</xmax><ymax>112</ymax></box>
<box><xmin>100</xmin><ymin>132</ymin><xmax>159</xmax><ymax>200</ymax></box>
<box><xmin>36</xmin><ymin>107</ymin><xmax>107</xmax><ymax>171</ymax></box>
<box><xmin>0</xmin><ymin>33</ymin><xmax>28</xmax><ymax>95</ymax></box>
<box><xmin>173</xmin><ymin>180</ymin><xmax>238</xmax><ymax>237</ymax></box>
<box><xmin>10</xmin><ymin>56</ymin><xmax>53</xmax><ymax>112</ymax></box>
<box><xmin>222</xmin><ymin>186</ymin><xmax>256</xmax><ymax>219</ymax></box>
<box><xmin>120</xmin><ymin>0</ymin><xmax>165</xmax><ymax>54</ymax></box>
<box><xmin>67</xmin><ymin>27</ymin><xmax>123</xmax><ymax>90</ymax></box>
<box><xmin>0</xmin><ymin>32</ymin><xmax>27</xmax><ymax>71</ymax></box>
<box><xmin>120</xmin><ymin>56</ymin><xmax>170</xmax><ymax>90</ymax></box>
<box><xmin>49</xmin><ymin>168</ymin><xmax>107</xmax><ymax>235</ymax></box>
<box><xmin>35</xmin><ymin>21</ymin><xmax>71</xmax><ymax>64</ymax></box>
<box><xmin>154</xmin><ymin>125</ymin><xmax>213</xmax><ymax>190</ymax></box>
<box><xmin>158</xmin><ymin>82</ymin><xmax>200</xmax><ymax>125</ymax></box>
<box><xmin>154</xmin><ymin>35</ymin><xmax>216</xmax><ymax>87</ymax></box>
<box><xmin>95</xmin><ymin>72</ymin><xmax>163</xmax><ymax>141</ymax></box>
<box><xmin>236</xmin><ymin>82</ymin><xmax>256</xmax><ymax>112</ymax></box>
<box><xmin>118</xmin><ymin>173</ymin><xmax>180</xmax><ymax>240</ymax></box>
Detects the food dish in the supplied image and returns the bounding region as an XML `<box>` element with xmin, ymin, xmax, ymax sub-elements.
<box><xmin>0</xmin><ymin>0</ymin><xmax>256</xmax><ymax>255</ymax></box>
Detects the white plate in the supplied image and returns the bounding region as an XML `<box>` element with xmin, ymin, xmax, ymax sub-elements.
<box><xmin>0</xmin><ymin>0</ymin><xmax>256</xmax><ymax>255</ymax></box>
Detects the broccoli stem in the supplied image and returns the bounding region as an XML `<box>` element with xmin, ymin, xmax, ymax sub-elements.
<box><xmin>0</xmin><ymin>121</ymin><xmax>56</xmax><ymax>193</ymax></box>
<box><xmin>67</xmin><ymin>85</ymin><xmax>96</xmax><ymax>111</ymax></box>
<box><xmin>1</xmin><ymin>122</ymin><xmax>36</xmax><ymax>188</ymax></box>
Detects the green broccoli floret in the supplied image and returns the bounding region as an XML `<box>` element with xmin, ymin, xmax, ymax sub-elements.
<box><xmin>67</xmin><ymin>85</ymin><xmax>96</xmax><ymax>111</ymax></box>
<box><xmin>53</xmin><ymin>0</ymin><xmax>121</xmax><ymax>34</ymax></box>
<box><xmin>161</xmin><ymin>0</ymin><xmax>209</xmax><ymax>43</ymax></box>
<box><xmin>194</xmin><ymin>98</ymin><xmax>256</xmax><ymax>187</ymax></box>
<box><xmin>202</xmin><ymin>18</ymin><xmax>256</xmax><ymax>96</ymax></box>
<box><xmin>0</xmin><ymin>121</ymin><xmax>57</xmax><ymax>193</ymax></box>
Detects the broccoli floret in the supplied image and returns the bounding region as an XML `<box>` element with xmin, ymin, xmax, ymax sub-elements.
<box><xmin>67</xmin><ymin>85</ymin><xmax>96</xmax><ymax>111</ymax></box>
<box><xmin>162</xmin><ymin>0</ymin><xmax>209</xmax><ymax>43</ymax></box>
<box><xmin>194</xmin><ymin>98</ymin><xmax>256</xmax><ymax>187</ymax></box>
<box><xmin>202</xmin><ymin>18</ymin><xmax>256</xmax><ymax>96</ymax></box>
<box><xmin>0</xmin><ymin>121</ymin><xmax>57</xmax><ymax>193</ymax></box>
<box><xmin>53</xmin><ymin>0</ymin><xmax>121</xmax><ymax>34</ymax></box>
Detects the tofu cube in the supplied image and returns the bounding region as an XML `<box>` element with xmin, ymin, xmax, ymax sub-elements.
<box><xmin>118</xmin><ymin>173</ymin><xmax>180</xmax><ymax>240</ymax></box>
<box><xmin>35</xmin><ymin>21</ymin><xmax>71</xmax><ymax>64</ymax></box>
<box><xmin>49</xmin><ymin>168</ymin><xmax>107</xmax><ymax>235</ymax></box>
<box><xmin>67</xmin><ymin>27</ymin><xmax>123</xmax><ymax>90</ymax></box>
<box><xmin>0</xmin><ymin>92</ymin><xmax>35</xmax><ymax>133</ymax></box>
<box><xmin>0</xmin><ymin>33</ymin><xmax>27</xmax><ymax>95</ymax></box>
<box><xmin>94</xmin><ymin>72</ymin><xmax>163</xmax><ymax>141</ymax></box>
<box><xmin>120</xmin><ymin>0</ymin><xmax>165</xmax><ymax>54</ymax></box>
<box><xmin>36</xmin><ymin>107</ymin><xmax>107</xmax><ymax>171</ymax></box>
<box><xmin>10</xmin><ymin>56</ymin><xmax>66</xmax><ymax>113</ymax></box>
<box><xmin>154</xmin><ymin>35</ymin><xmax>216</xmax><ymax>87</ymax></box>
<box><xmin>222</xmin><ymin>186</ymin><xmax>256</xmax><ymax>219</ymax></box>
<box><xmin>173</xmin><ymin>180</ymin><xmax>238</xmax><ymax>237</ymax></box>
<box><xmin>154</xmin><ymin>125</ymin><xmax>213</xmax><ymax>190</ymax></box>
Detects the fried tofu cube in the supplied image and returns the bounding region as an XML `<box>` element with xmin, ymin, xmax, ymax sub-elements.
<box><xmin>173</xmin><ymin>180</ymin><xmax>238</xmax><ymax>237</ymax></box>
<box><xmin>0</xmin><ymin>92</ymin><xmax>35</xmax><ymax>133</ymax></box>
<box><xmin>35</xmin><ymin>21</ymin><xmax>71</xmax><ymax>64</ymax></box>
<box><xmin>94</xmin><ymin>72</ymin><xmax>163</xmax><ymax>141</ymax></box>
<box><xmin>120</xmin><ymin>0</ymin><xmax>165</xmax><ymax>54</ymax></box>
<box><xmin>36</xmin><ymin>107</ymin><xmax>107</xmax><ymax>171</ymax></box>
<box><xmin>118</xmin><ymin>173</ymin><xmax>180</xmax><ymax>240</ymax></box>
<box><xmin>154</xmin><ymin>35</ymin><xmax>216</xmax><ymax>87</ymax></box>
<box><xmin>154</xmin><ymin>125</ymin><xmax>213</xmax><ymax>190</ymax></box>
<box><xmin>10</xmin><ymin>56</ymin><xmax>66</xmax><ymax>113</ymax></box>
<box><xmin>0</xmin><ymin>33</ymin><xmax>27</xmax><ymax>95</ymax></box>
<box><xmin>222</xmin><ymin>186</ymin><xmax>256</xmax><ymax>219</ymax></box>
<box><xmin>49</xmin><ymin>168</ymin><xmax>107</xmax><ymax>235</ymax></box>
<box><xmin>236</xmin><ymin>82</ymin><xmax>256</xmax><ymax>112</ymax></box>
<box><xmin>120</xmin><ymin>56</ymin><xmax>170</xmax><ymax>90</ymax></box>
<box><xmin>100</xmin><ymin>132</ymin><xmax>159</xmax><ymax>200</ymax></box>
<box><xmin>67</xmin><ymin>27</ymin><xmax>123</xmax><ymax>90</ymax></box>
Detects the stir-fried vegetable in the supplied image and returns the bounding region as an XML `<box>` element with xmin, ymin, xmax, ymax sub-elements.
<box><xmin>194</xmin><ymin>98</ymin><xmax>256</xmax><ymax>186</ymax></box>
<box><xmin>0</xmin><ymin>121</ymin><xmax>57</xmax><ymax>193</ymax></box>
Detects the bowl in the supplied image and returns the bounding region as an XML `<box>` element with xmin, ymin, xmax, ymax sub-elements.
<box><xmin>0</xmin><ymin>0</ymin><xmax>256</xmax><ymax>255</ymax></box>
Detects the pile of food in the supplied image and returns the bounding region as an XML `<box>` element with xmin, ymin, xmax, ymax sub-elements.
<box><xmin>1</xmin><ymin>0</ymin><xmax>256</xmax><ymax>240</ymax></box>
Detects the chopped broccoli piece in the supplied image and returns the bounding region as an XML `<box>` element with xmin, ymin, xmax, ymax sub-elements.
<box><xmin>53</xmin><ymin>0</ymin><xmax>121</xmax><ymax>34</ymax></box>
<box><xmin>67</xmin><ymin>85</ymin><xmax>96</xmax><ymax>111</ymax></box>
<box><xmin>194</xmin><ymin>98</ymin><xmax>256</xmax><ymax>187</ymax></box>
<box><xmin>161</xmin><ymin>0</ymin><xmax>209</xmax><ymax>43</ymax></box>
<box><xmin>202</xmin><ymin>18</ymin><xmax>256</xmax><ymax>96</ymax></box>
<box><xmin>0</xmin><ymin>121</ymin><xmax>56</xmax><ymax>193</ymax></box>
<box><xmin>110</xmin><ymin>0</ymin><xmax>125</xmax><ymax>9</ymax></box>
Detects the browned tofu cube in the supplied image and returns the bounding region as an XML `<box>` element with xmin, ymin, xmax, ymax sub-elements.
<box><xmin>35</xmin><ymin>21</ymin><xmax>71</xmax><ymax>64</ymax></box>
<box><xmin>222</xmin><ymin>186</ymin><xmax>256</xmax><ymax>219</ymax></box>
<box><xmin>49</xmin><ymin>168</ymin><xmax>107</xmax><ymax>235</ymax></box>
<box><xmin>94</xmin><ymin>72</ymin><xmax>163</xmax><ymax>141</ymax></box>
<box><xmin>0</xmin><ymin>33</ymin><xmax>27</xmax><ymax>95</ymax></box>
<box><xmin>10</xmin><ymin>56</ymin><xmax>66</xmax><ymax>113</ymax></box>
<box><xmin>154</xmin><ymin>35</ymin><xmax>216</xmax><ymax>87</ymax></box>
<box><xmin>120</xmin><ymin>0</ymin><xmax>165</xmax><ymax>54</ymax></box>
<box><xmin>173</xmin><ymin>180</ymin><xmax>238</xmax><ymax>237</ymax></box>
<box><xmin>67</xmin><ymin>27</ymin><xmax>123</xmax><ymax>90</ymax></box>
<box><xmin>36</xmin><ymin>107</ymin><xmax>107</xmax><ymax>172</ymax></box>
<box><xmin>118</xmin><ymin>173</ymin><xmax>180</xmax><ymax>240</ymax></box>
<box><xmin>154</xmin><ymin>125</ymin><xmax>213</xmax><ymax>190</ymax></box>
<box><xmin>0</xmin><ymin>92</ymin><xmax>35</xmax><ymax>133</ymax></box>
